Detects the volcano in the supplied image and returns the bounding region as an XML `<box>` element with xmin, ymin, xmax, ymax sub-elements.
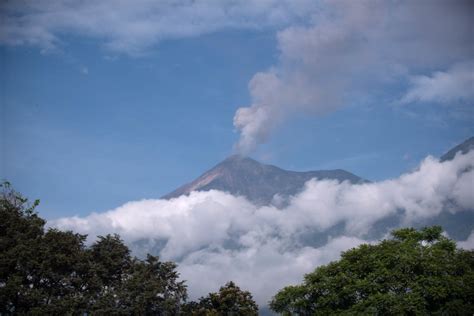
<box><xmin>163</xmin><ymin>155</ymin><xmax>366</xmax><ymax>205</ymax></box>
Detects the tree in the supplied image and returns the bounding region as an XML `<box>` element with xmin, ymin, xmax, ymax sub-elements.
<box><xmin>120</xmin><ymin>255</ymin><xmax>187</xmax><ymax>315</ymax></box>
<box><xmin>270</xmin><ymin>226</ymin><xmax>474</xmax><ymax>315</ymax></box>
<box><xmin>0</xmin><ymin>182</ymin><xmax>189</xmax><ymax>315</ymax></box>
<box><xmin>87</xmin><ymin>236</ymin><xmax>188</xmax><ymax>315</ymax></box>
<box><xmin>32</xmin><ymin>229</ymin><xmax>89</xmax><ymax>314</ymax></box>
<box><xmin>86</xmin><ymin>234</ymin><xmax>133</xmax><ymax>314</ymax></box>
<box><xmin>184</xmin><ymin>281</ymin><xmax>259</xmax><ymax>315</ymax></box>
<box><xmin>0</xmin><ymin>181</ymin><xmax>46</xmax><ymax>313</ymax></box>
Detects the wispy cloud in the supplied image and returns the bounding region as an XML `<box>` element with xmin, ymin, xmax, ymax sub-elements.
<box><xmin>51</xmin><ymin>150</ymin><xmax>474</xmax><ymax>304</ymax></box>
<box><xmin>401</xmin><ymin>61</ymin><xmax>474</xmax><ymax>105</ymax></box>
<box><xmin>0</xmin><ymin>0</ymin><xmax>318</xmax><ymax>56</ymax></box>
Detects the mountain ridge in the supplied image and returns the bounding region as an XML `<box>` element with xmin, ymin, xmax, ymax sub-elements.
<box><xmin>163</xmin><ymin>154</ymin><xmax>366</xmax><ymax>205</ymax></box>
<box><xmin>440</xmin><ymin>136</ymin><xmax>474</xmax><ymax>162</ymax></box>
<box><xmin>163</xmin><ymin>136</ymin><xmax>474</xmax><ymax>206</ymax></box>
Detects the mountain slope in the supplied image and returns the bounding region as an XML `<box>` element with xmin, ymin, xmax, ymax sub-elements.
<box><xmin>163</xmin><ymin>136</ymin><xmax>474</xmax><ymax>212</ymax></box>
<box><xmin>440</xmin><ymin>136</ymin><xmax>474</xmax><ymax>162</ymax></box>
<box><xmin>162</xmin><ymin>155</ymin><xmax>366</xmax><ymax>204</ymax></box>
<box><xmin>375</xmin><ymin>136</ymin><xmax>474</xmax><ymax>240</ymax></box>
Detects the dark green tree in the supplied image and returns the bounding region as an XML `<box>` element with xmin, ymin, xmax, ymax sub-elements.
<box><xmin>120</xmin><ymin>255</ymin><xmax>187</xmax><ymax>315</ymax></box>
<box><xmin>86</xmin><ymin>234</ymin><xmax>133</xmax><ymax>314</ymax></box>
<box><xmin>87</xmin><ymin>235</ymin><xmax>188</xmax><ymax>315</ymax></box>
<box><xmin>270</xmin><ymin>226</ymin><xmax>474</xmax><ymax>315</ymax></box>
<box><xmin>32</xmin><ymin>229</ymin><xmax>89</xmax><ymax>314</ymax></box>
<box><xmin>0</xmin><ymin>182</ymin><xmax>189</xmax><ymax>315</ymax></box>
<box><xmin>184</xmin><ymin>281</ymin><xmax>259</xmax><ymax>315</ymax></box>
<box><xmin>0</xmin><ymin>181</ymin><xmax>46</xmax><ymax>313</ymax></box>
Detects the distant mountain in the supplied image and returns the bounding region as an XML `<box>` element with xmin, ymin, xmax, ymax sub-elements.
<box><xmin>163</xmin><ymin>155</ymin><xmax>366</xmax><ymax>205</ymax></box>
<box><xmin>163</xmin><ymin>136</ymin><xmax>474</xmax><ymax>230</ymax></box>
<box><xmin>385</xmin><ymin>136</ymin><xmax>474</xmax><ymax>240</ymax></box>
<box><xmin>440</xmin><ymin>136</ymin><xmax>474</xmax><ymax>162</ymax></box>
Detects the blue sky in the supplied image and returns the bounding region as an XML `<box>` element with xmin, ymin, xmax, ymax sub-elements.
<box><xmin>1</xmin><ymin>1</ymin><xmax>473</xmax><ymax>220</ymax></box>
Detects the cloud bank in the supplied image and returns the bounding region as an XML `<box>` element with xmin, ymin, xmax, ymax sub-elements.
<box><xmin>233</xmin><ymin>0</ymin><xmax>474</xmax><ymax>153</ymax></box>
<box><xmin>52</xmin><ymin>150</ymin><xmax>474</xmax><ymax>305</ymax></box>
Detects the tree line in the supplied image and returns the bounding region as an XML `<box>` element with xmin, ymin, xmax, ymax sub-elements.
<box><xmin>1</xmin><ymin>182</ymin><xmax>473</xmax><ymax>315</ymax></box>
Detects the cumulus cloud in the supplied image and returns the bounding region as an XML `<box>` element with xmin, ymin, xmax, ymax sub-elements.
<box><xmin>51</xmin><ymin>150</ymin><xmax>474</xmax><ymax>305</ymax></box>
<box><xmin>179</xmin><ymin>235</ymin><xmax>367</xmax><ymax>304</ymax></box>
<box><xmin>233</xmin><ymin>0</ymin><xmax>474</xmax><ymax>153</ymax></box>
<box><xmin>401</xmin><ymin>61</ymin><xmax>474</xmax><ymax>105</ymax></box>
<box><xmin>0</xmin><ymin>0</ymin><xmax>317</xmax><ymax>55</ymax></box>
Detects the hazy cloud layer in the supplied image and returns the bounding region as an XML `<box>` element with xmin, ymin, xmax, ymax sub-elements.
<box><xmin>234</xmin><ymin>0</ymin><xmax>474</xmax><ymax>153</ymax></box>
<box><xmin>0</xmin><ymin>0</ymin><xmax>317</xmax><ymax>55</ymax></box>
<box><xmin>52</xmin><ymin>150</ymin><xmax>474</xmax><ymax>304</ymax></box>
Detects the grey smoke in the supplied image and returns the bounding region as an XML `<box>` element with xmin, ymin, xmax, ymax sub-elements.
<box><xmin>234</xmin><ymin>1</ymin><xmax>474</xmax><ymax>153</ymax></box>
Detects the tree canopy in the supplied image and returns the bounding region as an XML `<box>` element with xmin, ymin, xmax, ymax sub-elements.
<box><xmin>0</xmin><ymin>182</ymin><xmax>257</xmax><ymax>315</ymax></box>
<box><xmin>270</xmin><ymin>226</ymin><xmax>474</xmax><ymax>315</ymax></box>
<box><xmin>183</xmin><ymin>281</ymin><xmax>259</xmax><ymax>316</ymax></box>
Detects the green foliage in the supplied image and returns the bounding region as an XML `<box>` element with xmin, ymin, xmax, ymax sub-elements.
<box><xmin>0</xmin><ymin>182</ymin><xmax>187</xmax><ymax>315</ymax></box>
<box><xmin>270</xmin><ymin>226</ymin><xmax>474</xmax><ymax>315</ymax></box>
<box><xmin>0</xmin><ymin>181</ymin><xmax>48</xmax><ymax>313</ymax></box>
<box><xmin>183</xmin><ymin>281</ymin><xmax>259</xmax><ymax>315</ymax></box>
<box><xmin>113</xmin><ymin>255</ymin><xmax>187</xmax><ymax>315</ymax></box>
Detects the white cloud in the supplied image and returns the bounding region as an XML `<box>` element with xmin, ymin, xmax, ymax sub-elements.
<box><xmin>51</xmin><ymin>150</ymin><xmax>474</xmax><ymax>305</ymax></box>
<box><xmin>0</xmin><ymin>0</ymin><xmax>318</xmax><ymax>56</ymax></box>
<box><xmin>401</xmin><ymin>61</ymin><xmax>474</xmax><ymax>104</ymax></box>
<box><xmin>233</xmin><ymin>0</ymin><xmax>474</xmax><ymax>153</ymax></box>
<box><xmin>179</xmin><ymin>235</ymin><xmax>367</xmax><ymax>305</ymax></box>
<box><xmin>458</xmin><ymin>230</ymin><xmax>474</xmax><ymax>250</ymax></box>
